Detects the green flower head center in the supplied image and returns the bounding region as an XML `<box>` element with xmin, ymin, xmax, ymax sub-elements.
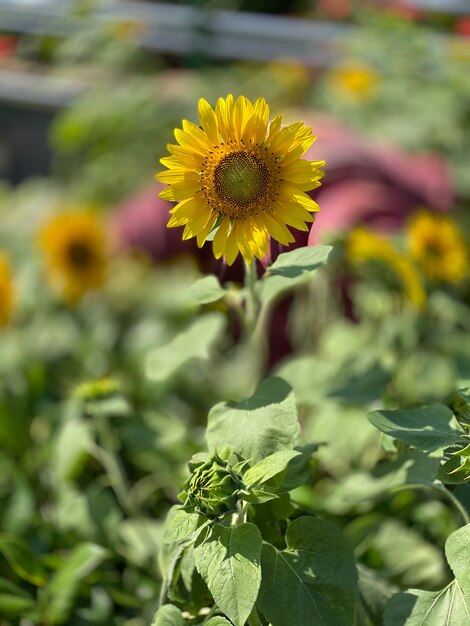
<box><xmin>214</xmin><ymin>151</ymin><xmax>270</xmax><ymax>207</ymax></box>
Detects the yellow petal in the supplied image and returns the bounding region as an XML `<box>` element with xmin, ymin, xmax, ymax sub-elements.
<box><xmin>267</xmin><ymin>114</ymin><xmax>283</xmax><ymax>143</ymax></box>
<box><xmin>233</xmin><ymin>96</ymin><xmax>251</xmax><ymax>142</ymax></box>
<box><xmin>168</xmin><ymin>197</ymin><xmax>211</xmax><ymax>227</ymax></box>
<box><xmin>212</xmin><ymin>217</ymin><xmax>230</xmax><ymax>259</ymax></box>
<box><xmin>159</xmin><ymin>179</ymin><xmax>201</xmax><ymax>202</ymax></box>
<box><xmin>197</xmin><ymin>215</ymin><xmax>217</xmax><ymax>247</ymax></box>
<box><xmin>182</xmin><ymin>207</ymin><xmax>215</xmax><ymax>239</ymax></box>
<box><xmin>174</xmin><ymin>128</ymin><xmax>208</xmax><ymax>156</ymax></box>
<box><xmin>216</xmin><ymin>95</ymin><xmax>235</xmax><ymax>142</ymax></box>
<box><xmin>269</xmin><ymin>122</ymin><xmax>304</xmax><ymax>153</ymax></box>
<box><xmin>291</xmin><ymin>189</ymin><xmax>320</xmax><ymax>212</ymax></box>
<box><xmin>262</xmin><ymin>213</ymin><xmax>295</xmax><ymax>246</ymax></box>
<box><xmin>274</xmin><ymin>201</ymin><xmax>313</xmax><ymax>230</ymax></box>
<box><xmin>281</xmin><ymin>160</ymin><xmax>323</xmax><ymax>184</ymax></box>
<box><xmin>181</xmin><ymin>119</ymin><xmax>213</xmax><ymax>150</ymax></box>
<box><xmin>224</xmin><ymin>226</ymin><xmax>239</xmax><ymax>265</ymax></box>
<box><xmin>198</xmin><ymin>98</ymin><xmax>219</xmax><ymax>145</ymax></box>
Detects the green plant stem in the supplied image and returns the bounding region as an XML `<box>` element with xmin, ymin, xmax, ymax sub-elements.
<box><xmin>94</xmin><ymin>411</ymin><xmax>138</xmax><ymax>517</ymax></box>
<box><xmin>434</xmin><ymin>483</ymin><xmax>470</xmax><ymax>526</ymax></box>
<box><xmin>393</xmin><ymin>482</ymin><xmax>470</xmax><ymax>527</ymax></box>
<box><xmin>244</xmin><ymin>259</ymin><xmax>259</xmax><ymax>335</ymax></box>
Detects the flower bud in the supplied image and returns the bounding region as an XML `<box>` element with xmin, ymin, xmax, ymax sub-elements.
<box><xmin>181</xmin><ymin>454</ymin><xmax>245</xmax><ymax>518</ymax></box>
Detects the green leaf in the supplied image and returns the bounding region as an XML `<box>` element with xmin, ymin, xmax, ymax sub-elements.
<box><xmin>206</xmin><ymin>377</ymin><xmax>299</xmax><ymax>463</ymax></box>
<box><xmin>151</xmin><ymin>604</ymin><xmax>185</xmax><ymax>626</ymax></box>
<box><xmin>330</xmin><ymin>365</ymin><xmax>390</xmax><ymax>406</ymax></box>
<box><xmin>205</xmin><ymin>618</ymin><xmax>233</xmax><ymax>625</ymax></box>
<box><xmin>118</xmin><ymin>517</ymin><xmax>163</xmax><ymax>567</ymax></box>
<box><xmin>164</xmin><ymin>506</ymin><xmax>205</xmax><ymax>543</ymax></box>
<box><xmin>258</xmin><ymin>245</ymin><xmax>332</xmax><ymax>304</ymax></box>
<box><xmin>0</xmin><ymin>578</ymin><xmax>35</xmax><ymax>617</ymax></box>
<box><xmin>45</xmin><ymin>542</ymin><xmax>108</xmax><ymax>625</ymax></box>
<box><xmin>146</xmin><ymin>313</ymin><xmax>226</xmax><ymax>382</ymax></box>
<box><xmin>281</xmin><ymin>443</ymin><xmax>318</xmax><ymax>491</ymax></box>
<box><xmin>323</xmin><ymin>451</ymin><xmax>441</xmax><ymax>515</ymax></box>
<box><xmin>189</xmin><ymin>275</ymin><xmax>226</xmax><ymax>304</ymax></box>
<box><xmin>371</xmin><ymin>520</ymin><xmax>447</xmax><ymax>588</ymax></box>
<box><xmin>357</xmin><ymin>564</ymin><xmax>398</xmax><ymax>626</ymax></box>
<box><xmin>194</xmin><ymin>523</ymin><xmax>262</xmax><ymax>626</ymax></box>
<box><xmin>244</xmin><ymin>450</ymin><xmax>300</xmax><ymax>487</ymax></box>
<box><xmin>54</xmin><ymin>417</ymin><xmax>91</xmax><ymax>482</ymax></box>
<box><xmin>258</xmin><ymin>517</ymin><xmax>358</xmax><ymax>626</ymax></box>
<box><xmin>452</xmin><ymin>387</ymin><xmax>470</xmax><ymax>421</ymax></box>
<box><xmin>0</xmin><ymin>534</ymin><xmax>46</xmax><ymax>586</ymax></box>
<box><xmin>368</xmin><ymin>405</ymin><xmax>463</xmax><ymax>452</ymax></box>
<box><xmin>384</xmin><ymin>524</ymin><xmax>470</xmax><ymax>625</ymax></box>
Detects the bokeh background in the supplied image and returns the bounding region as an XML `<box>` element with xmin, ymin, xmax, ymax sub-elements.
<box><xmin>0</xmin><ymin>1</ymin><xmax>469</xmax><ymax>625</ymax></box>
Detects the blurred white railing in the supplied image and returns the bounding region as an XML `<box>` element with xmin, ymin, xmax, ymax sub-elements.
<box><xmin>0</xmin><ymin>0</ymin><xmax>466</xmax><ymax>109</ymax></box>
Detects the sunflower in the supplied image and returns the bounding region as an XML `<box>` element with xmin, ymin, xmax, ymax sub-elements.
<box><xmin>157</xmin><ymin>95</ymin><xmax>324</xmax><ymax>264</ymax></box>
<box><xmin>407</xmin><ymin>211</ymin><xmax>468</xmax><ymax>284</ymax></box>
<box><xmin>39</xmin><ymin>211</ymin><xmax>107</xmax><ymax>303</ymax></box>
<box><xmin>328</xmin><ymin>62</ymin><xmax>379</xmax><ymax>103</ymax></box>
<box><xmin>0</xmin><ymin>252</ymin><xmax>14</xmax><ymax>327</ymax></box>
<box><xmin>348</xmin><ymin>227</ymin><xmax>425</xmax><ymax>309</ymax></box>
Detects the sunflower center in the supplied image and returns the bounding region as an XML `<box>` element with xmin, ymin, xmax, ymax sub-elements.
<box><xmin>214</xmin><ymin>151</ymin><xmax>269</xmax><ymax>208</ymax></box>
<box><xmin>67</xmin><ymin>240</ymin><xmax>94</xmax><ymax>270</ymax></box>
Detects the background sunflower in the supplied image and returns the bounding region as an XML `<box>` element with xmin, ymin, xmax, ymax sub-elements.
<box><xmin>39</xmin><ymin>211</ymin><xmax>107</xmax><ymax>303</ymax></box>
<box><xmin>0</xmin><ymin>251</ymin><xmax>14</xmax><ymax>326</ymax></box>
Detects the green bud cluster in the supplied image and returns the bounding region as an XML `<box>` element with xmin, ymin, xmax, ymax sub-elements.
<box><xmin>181</xmin><ymin>453</ymin><xmax>246</xmax><ymax>518</ymax></box>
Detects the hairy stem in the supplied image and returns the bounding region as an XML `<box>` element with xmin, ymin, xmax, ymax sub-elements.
<box><xmin>244</xmin><ymin>259</ymin><xmax>259</xmax><ymax>335</ymax></box>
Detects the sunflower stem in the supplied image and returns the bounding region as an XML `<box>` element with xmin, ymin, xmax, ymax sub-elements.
<box><xmin>244</xmin><ymin>259</ymin><xmax>259</xmax><ymax>335</ymax></box>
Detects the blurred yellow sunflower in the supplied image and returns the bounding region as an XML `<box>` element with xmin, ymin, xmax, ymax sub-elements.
<box><xmin>329</xmin><ymin>62</ymin><xmax>379</xmax><ymax>102</ymax></box>
<box><xmin>39</xmin><ymin>211</ymin><xmax>107</xmax><ymax>303</ymax></box>
<box><xmin>0</xmin><ymin>252</ymin><xmax>14</xmax><ymax>327</ymax></box>
<box><xmin>157</xmin><ymin>95</ymin><xmax>324</xmax><ymax>264</ymax></box>
<box><xmin>348</xmin><ymin>228</ymin><xmax>425</xmax><ymax>309</ymax></box>
<box><xmin>407</xmin><ymin>211</ymin><xmax>468</xmax><ymax>284</ymax></box>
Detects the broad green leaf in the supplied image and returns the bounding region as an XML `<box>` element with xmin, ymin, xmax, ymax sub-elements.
<box><xmin>244</xmin><ymin>450</ymin><xmax>300</xmax><ymax>487</ymax></box>
<box><xmin>206</xmin><ymin>377</ymin><xmax>299</xmax><ymax>463</ymax></box>
<box><xmin>0</xmin><ymin>534</ymin><xmax>45</xmax><ymax>586</ymax></box>
<box><xmin>281</xmin><ymin>443</ymin><xmax>319</xmax><ymax>491</ymax></box>
<box><xmin>368</xmin><ymin>405</ymin><xmax>463</xmax><ymax>452</ymax></box>
<box><xmin>46</xmin><ymin>542</ymin><xmax>108</xmax><ymax>624</ymax></box>
<box><xmin>323</xmin><ymin>451</ymin><xmax>441</xmax><ymax>515</ymax></box>
<box><xmin>205</xmin><ymin>618</ymin><xmax>233</xmax><ymax>625</ymax></box>
<box><xmin>164</xmin><ymin>506</ymin><xmax>205</xmax><ymax>543</ymax></box>
<box><xmin>189</xmin><ymin>275</ymin><xmax>226</xmax><ymax>304</ymax></box>
<box><xmin>329</xmin><ymin>365</ymin><xmax>389</xmax><ymax>406</ymax></box>
<box><xmin>258</xmin><ymin>245</ymin><xmax>332</xmax><ymax>304</ymax></box>
<box><xmin>258</xmin><ymin>516</ymin><xmax>358</xmax><ymax>626</ymax></box>
<box><xmin>276</xmin><ymin>354</ymin><xmax>339</xmax><ymax>405</ymax></box>
<box><xmin>357</xmin><ymin>564</ymin><xmax>398</xmax><ymax>626</ymax></box>
<box><xmin>194</xmin><ymin>523</ymin><xmax>262</xmax><ymax>626</ymax></box>
<box><xmin>54</xmin><ymin>417</ymin><xmax>91</xmax><ymax>482</ymax></box>
<box><xmin>371</xmin><ymin>520</ymin><xmax>447</xmax><ymax>588</ymax></box>
<box><xmin>151</xmin><ymin>604</ymin><xmax>185</xmax><ymax>625</ymax></box>
<box><xmin>0</xmin><ymin>578</ymin><xmax>35</xmax><ymax>617</ymax></box>
<box><xmin>118</xmin><ymin>518</ymin><xmax>163</xmax><ymax>567</ymax></box>
<box><xmin>384</xmin><ymin>524</ymin><xmax>470</xmax><ymax>626</ymax></box>
<box><xmin>146</xmin><ymin>313</ymin><xmax>225</xmax><ymax>382</ymax></box>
